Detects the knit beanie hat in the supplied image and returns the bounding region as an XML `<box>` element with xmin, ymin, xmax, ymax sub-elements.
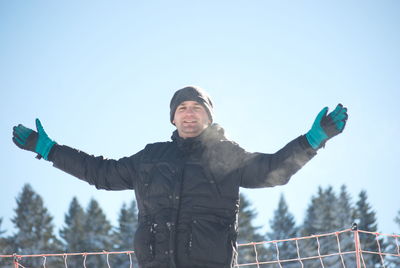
<box><xmin>170</xmin><ymin>86</ymin><xmax>214</xmax><ymax>124</ymax></box>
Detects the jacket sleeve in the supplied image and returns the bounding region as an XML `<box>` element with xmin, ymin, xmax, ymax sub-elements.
<box><xmin>48</xmin><ymin>144</ymin><xmax>143</xmax><ymax>190</ymax></box>
<box><xmin>239</xmin><ymin>135</ymin><xmax>317</xmax><ymax>188</ymax></box>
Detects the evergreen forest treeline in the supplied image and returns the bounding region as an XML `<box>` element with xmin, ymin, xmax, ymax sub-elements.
<box><xmin>0</xmin><ymin>184</ymin><xmax>399</xmax><ymax>267</ymax></box>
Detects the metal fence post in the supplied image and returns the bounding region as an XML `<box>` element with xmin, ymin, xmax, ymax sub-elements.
<box><xmin>352</xmin><ymin>223</ymin><xmax>362</xmax><ymax>268</ymax></box>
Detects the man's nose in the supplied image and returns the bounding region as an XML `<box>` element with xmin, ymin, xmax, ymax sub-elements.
<box><xmin>185</xmin><ymin>107</ymin><xmax>195</xmax><ymax>115</ymax></box>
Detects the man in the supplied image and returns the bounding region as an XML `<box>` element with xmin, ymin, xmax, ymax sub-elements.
<box><xmin>12</xmin><ymin>86</ymin><xmax>348</xmax><ymax>268</ymax></box>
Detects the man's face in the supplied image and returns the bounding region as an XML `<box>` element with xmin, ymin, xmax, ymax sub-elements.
<box><xmin>173</xmin><ymin>101</ymin><xmax>211</xmax><ymax>139</ymax></box>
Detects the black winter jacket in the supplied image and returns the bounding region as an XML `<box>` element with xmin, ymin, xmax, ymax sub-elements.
<box><xmin>48</xmin><ymin>124</ymin><xmax>316</xmax><ymax>268</ymax></box>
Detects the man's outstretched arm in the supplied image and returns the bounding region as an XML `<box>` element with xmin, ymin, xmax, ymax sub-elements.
<box><xmin>240</xmin><ymin>104</ymin><xmax>348</xmax><ymax>188</ymax></box>
<box><xmin>12</xmin><ymin>119</ymin><xmax>138</xmax><ymax>190</ymax></box>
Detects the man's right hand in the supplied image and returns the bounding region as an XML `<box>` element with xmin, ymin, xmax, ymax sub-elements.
<box><xmin>13</xmin><ymin>119</ymin><xmax>56</xmax><ymax>160</ymax></box>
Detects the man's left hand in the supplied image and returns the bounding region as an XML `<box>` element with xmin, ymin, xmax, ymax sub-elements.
<box><xmin>306</xmin><ymin>104</ymin><xmax>348</xmax><ymax>150</ymax></box>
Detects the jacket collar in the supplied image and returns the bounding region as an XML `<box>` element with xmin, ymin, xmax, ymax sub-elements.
<box><xmin>171</xmin><ymin>123</ymin><xmax>227</xmax><ymax>153</ymax></box>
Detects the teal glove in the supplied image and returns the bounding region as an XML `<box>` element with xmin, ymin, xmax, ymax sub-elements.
<box><xmin>12</xmin><ymin>119</ymin><xmax>56</xmax><ymax>160</ymax></box>
<box><xmin>306</xmin><ymin>104</ymin><xmax>348</xmax><ymax>149</ymax></box>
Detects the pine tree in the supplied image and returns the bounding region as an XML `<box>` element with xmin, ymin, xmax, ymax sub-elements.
<box><xmin>0</xmin><ymin>218</ymin><xmax>13</xmax><ymax>267</ymax></box>
<box><xmin>59</xmin><ymin>197</ymin><xmax>87</xmax><ymax>267</ymax></box>
<box><xmin>237</xmin><ymin>193</ymin><xmax>267</xmax><ymax>265</ymax></box>
<box><xmin>354</xmin><ymin>190</ymin><xmax>384</xmax><ymax>267</ymax></box>
<box><xmin>300</xmin><ymin>186</ymin><xmax>342</xmax><ymax>268</ymax></box>
<box><xmin>10</xmin><ymin>184</ymin><xmax>62</xmax><ymax>267</ymax></box>
<box><xmin>335</xmin><ymin>185</ymin><xmax>356</xmax><ymax>266</ymax></box>
<box><xmin>0</xmin><ymin>218</ymin><xmax>14</xmax><ymax>268</ymax></box>
<box><xmin>83</xmin><ymin>198</ymin><xmax>113</xmax><ymax>267</ymax></box>
<box><xmin>354</xmin><ymin>191</ymin><xmax>377</xmax><ymax>232</ymax></box>
<box><xmin>0</xmin><ymin>218</ymin><xmax>9</xmax><ymax>252</ymax></box>
<box><xmin>0</xmin><ymin>218</ymin><xmax>5</xmax><ymax>248</ymax></box>
<box><xmin>336</xmin><ymin>185</ymin><xmax>354</xmax><ymax>229</ymax></box>
<box><xmin>302</xmin><ymin>186</ymin><xmax>340</xmax><ymax>236</ymax></box>
<box><xmin>387</xmin><ymin>210</ymin><xmax>400</xmax><ymax>267</ymax></box>
<box><xmin>0</xmin><ymin>218</ymin><xmax>4</xmax><ymax>236</ymax></box>
<box><xmin>111</xmin><ymin>199</ymin><xmax>139</xmax><ymax>267</ymax></box>
<box><xmin>266</xmin><ymin>194</ymin><xmax>298</xmax><ymax>268</ymax></box>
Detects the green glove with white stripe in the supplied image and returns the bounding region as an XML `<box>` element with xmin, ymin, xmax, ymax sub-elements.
<box><xmin>306</xmin><ymin>104</ymin><xmax>348</xmax><ymax>150</ymax></box>
<box><xmin>12</xmin><ymin>119</ymin><xmax>56</xmax><ymax>160</ymax></box>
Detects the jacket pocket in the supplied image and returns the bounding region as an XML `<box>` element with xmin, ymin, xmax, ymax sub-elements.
<box><xmin>153</xmin><ymin>224</ymin><xmax>169</xmax><ymax>258</ymax></box>
<box><xmin>189</xmin><ymin>215</ymin><xmax>234</xmax><ymax>265</ymax></box>
<box><xmin>134</xmin><ymin>223</ymin><xmax>154</xmax><ymax>263</ymax></box>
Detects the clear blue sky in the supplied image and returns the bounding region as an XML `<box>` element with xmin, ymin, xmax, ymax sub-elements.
<box><xmin>1</xmin><ymin>1</ymin><xmax>399</xmax><ymax>239</ymax></box>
